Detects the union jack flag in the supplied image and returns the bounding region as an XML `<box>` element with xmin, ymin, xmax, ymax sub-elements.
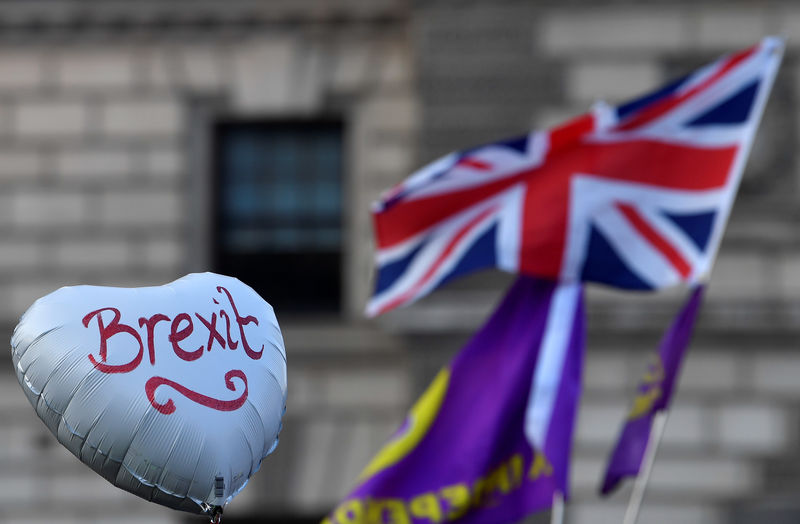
<box><xmin>367</xmin><ymin>37</ymin><xmax>782</xmax><ymax>317</ymax></box>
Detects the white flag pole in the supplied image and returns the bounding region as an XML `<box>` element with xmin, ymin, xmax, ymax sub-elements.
<box><xmin>550</xmin><ymin>491</ymin><xmax>565</xmax><ymax>524</ymax></box>
<box><xmin>621</xmin><ymin>411</ymin><xmax>669</xmax><ymax>524</ymax></box>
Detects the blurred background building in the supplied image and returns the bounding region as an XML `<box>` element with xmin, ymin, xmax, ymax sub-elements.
<box><xmin>0</xmin><ymin>0</ymin><xmax>799</xmax><ymax>523</ymax></box>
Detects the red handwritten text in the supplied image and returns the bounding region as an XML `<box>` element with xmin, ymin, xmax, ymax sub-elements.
<box><xmin>83</xmin><ymin>307</ymin><xmax>144</xmax><ymax>374</ymax></box>
<box><xmin>145</xmin><ymin>370</ymin><xmax>248</xmax><ymax>414</ymax></box>
<box><xmin>82</xmin><ymin>286</ymin><xmax>262</xmax><ymax>414</ymax></box>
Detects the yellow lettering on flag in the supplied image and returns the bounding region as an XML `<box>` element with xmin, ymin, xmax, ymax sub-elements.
<box><xmin>528</xmin><ymin>452</ymin><xmax>553</xmax><ymax>480</ymax></box>
<box><xmin>628</xmin><ymin>355</ymin><xmax>665</xmax><ymax>420</ymax></box>
<box><xmin>409</xmin><ymin>493</ymin><xmax>442</xmax><ymax>522</ymax></box>
<box><xmin>509</xmin><ymin>454</ymin><xmax>524</xmax><ymax>488</ymax></box>
<box><xmin>335</xmin><ymin>500</ymin><xmax>364</xmax><ymax>524</ymax></box>
<box><xmin>440</xmin><ymin>484</ymin><xmax>469</xmax><ymax>520</ymax></box>
<box><xmin>364</xmin><ymin>498</ymin><xmax>411</xmax><ymax>524</ymax></box>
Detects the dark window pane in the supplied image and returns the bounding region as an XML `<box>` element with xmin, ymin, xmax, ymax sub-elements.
<box><xmin>213</xmin><ymin>120</ymin><xmax>343</xmax><ymax>313</ymax></box>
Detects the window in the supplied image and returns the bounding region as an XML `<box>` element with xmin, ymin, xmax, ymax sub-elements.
<box><xmin>213</xmin><ymin>120</ymin><xmax>344</xmax><ymax>313</ymax></box>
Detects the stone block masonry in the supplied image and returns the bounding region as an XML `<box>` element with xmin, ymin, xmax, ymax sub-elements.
<box><xmin>55</xmin><ymin>49</ymin><xmax>137</xmax><ymax>90</ymax></box>
<box><xmin>15</xmin><ymin>100</ymin><xmax>90</xmax><ymax>139</ymax></box>
<box><xmin>101</xmin><ymin>99</ymin><xmax>183</xmax><ymax>138</ymax></box>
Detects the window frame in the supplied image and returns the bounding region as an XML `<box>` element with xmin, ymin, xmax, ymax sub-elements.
<box><xmin>210</xmin><ymin>116</ymin><xmax>347</xmax><ymax>315</ymax></box>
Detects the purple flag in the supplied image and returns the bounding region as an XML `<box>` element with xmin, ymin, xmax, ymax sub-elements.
<box><xmin>324</xmin><ymin>276</ymin><xmax>585</xmax><ymax>524</ymax></box>
<box><xmin>600</xmin><ymin>285</ymin><xmax>705</xmax><ymax>495</ymax></box>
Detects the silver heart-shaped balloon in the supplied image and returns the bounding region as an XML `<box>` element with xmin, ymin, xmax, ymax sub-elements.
<box><xmin>11</xmin><ymin>272</ymin><xmax>287</xmax><ymax>516</ymax></box>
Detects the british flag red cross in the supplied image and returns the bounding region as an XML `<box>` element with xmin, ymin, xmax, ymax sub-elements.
<box><xmin>367</xmin><ymin>37</ymin><xmax>783</xmax><ymax>317</ymax></box>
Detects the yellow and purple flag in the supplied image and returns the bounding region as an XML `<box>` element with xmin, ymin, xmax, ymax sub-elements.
<box><xmin>600</xmin><ymin>285</ymin><xmax>705</xmax><ymax>495</ymax></box>
<box><xmin>324</xmin><ymin>276</ymin><xmax>585</xmax><ymax>524</ymax></box>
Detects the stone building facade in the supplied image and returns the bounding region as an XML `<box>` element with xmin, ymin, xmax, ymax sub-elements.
<box><xmin>0</xmin><ymin>1</ymin><xmax>799</xmax><ymax>524</ymax></box>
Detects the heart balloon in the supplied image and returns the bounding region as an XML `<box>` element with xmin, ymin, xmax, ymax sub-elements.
<box><xmin>10</xmin><ymin>273</ymin><xmax>287</xmax><ymax>517</ymax></box>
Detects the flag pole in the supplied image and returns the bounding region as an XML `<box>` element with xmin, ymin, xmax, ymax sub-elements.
<box><xmin>550</xmin><ymin>491</ymin><xmax>565</xmax><ymax>524</ymax></box>
<box><xmin>621</xmin><ymin>411</ymin><xmax>669</xmax><ymax>524</ymax></box>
